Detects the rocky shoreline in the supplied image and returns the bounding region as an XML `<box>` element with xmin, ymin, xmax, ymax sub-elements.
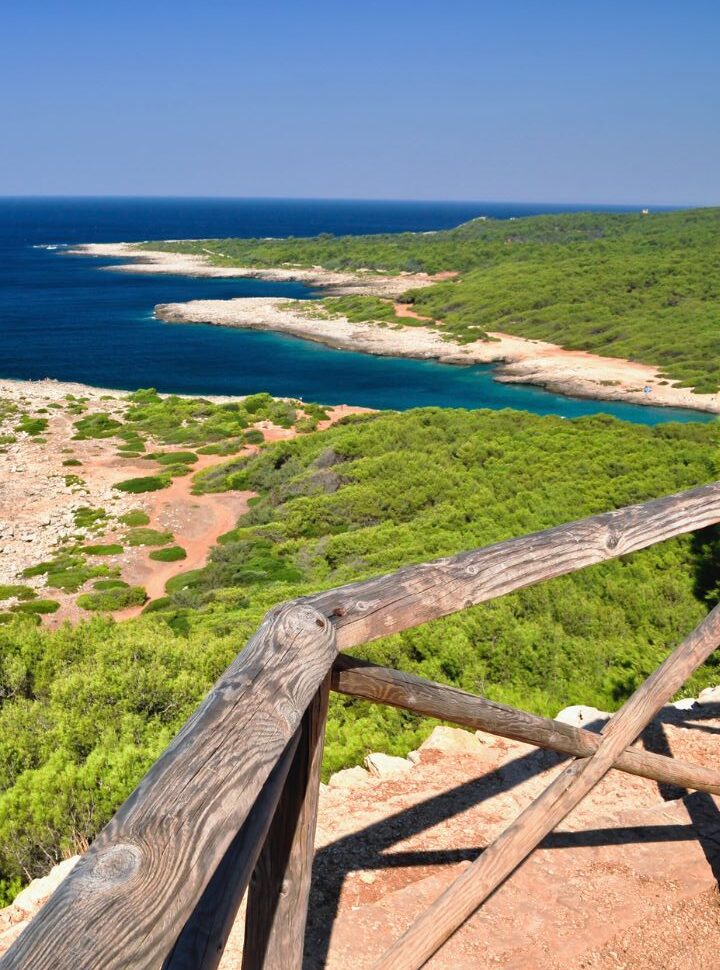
<box><xmin>73</xmin><ymin>242</ymin><xmax>720</xmax><ymax>415</ymax></box>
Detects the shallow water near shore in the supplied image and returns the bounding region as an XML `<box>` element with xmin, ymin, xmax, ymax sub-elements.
<box><xmin>0</xmin><ymin>197</ymin><xmax>709</xmax><ymax>423</ymax></box>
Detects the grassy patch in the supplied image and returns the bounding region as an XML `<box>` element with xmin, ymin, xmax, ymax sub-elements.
<box><xmin>11</xmin><ymin>599</ymin><xmax>60</xmax><ymax>615</ymax></box>
<box><xmin>165</xmin><ymin>569</ymin><xmax>205</xmax><ymax>594</ymax></box>
<box><xmin>114</xmin><ymin>476</ymin><xmax>171</xmax><ymax>494</ymax></box>
<box><xmin>15</xmin><ymin>416</ymin><xmax>48</xmax><ymax>437</ymax></box>
<box><xmin>0</xmin><ymin>585</ymin><xmax>36</xmax><ymax>602</ymax></box>
<box><xmin>125</xmin><ymin>528</ymin><xmax>174</xmax><ymax>547</ymax></box>
<box><xmin>73</xmin><ymin>413</ymin><xmax>123</xmax><ymax>439</ymax></box>
<box><xmin>118</xmin><ymin>510</ymin><xmax>150</xmax><ymax>527</ymax></box>
<box><xmin>76</xmin><ymin>586</ymin><xmax>147</xmax><ymax>611</ymax></box>
<box><xmin>45</xmin><ymin>566</ymin><xmax>111</xmax><ymax>591</ymax></box>
<box><xmin>73</xmin><ymin>507</ymin><xmax>108</xmax><ymax>530</ymax></box>
<box><xmin>92</xmin><ymin>579</ymin><xmax>130</xmax><ymax>591</ymax></box>
<box><xmin>147</xmin><ymin>451</ymin><xmax>199</xmax><ymax>465</ymax></box>
<box><xmin>83</xmin><ymin>544</ymin><xmax>123</xmax><ymax>556</ymax></box>
<box><xmin>149</xmin><ymin>546</ymin><xmax>187</xmax><ymax>562</ymax></box>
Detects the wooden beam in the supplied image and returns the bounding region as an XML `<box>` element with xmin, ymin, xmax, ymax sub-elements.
<box><xmin>0</xmin><ymin>604</ymin><xmax>337</xmax><ymax>970</ymax></box>
<box><xmin>331</xmin><ymin>655</ymin><xmax>720</xmax><ymax>795</ymax></box>
<box><xmin>5</xmin><ymin>482</ymin><xmax>720</xmax><ymax>969</ymax></box>
<box><xmin>242</xmin><ymin>673</ymin><xmax>331</xmax><ymax>970</ymax></box>
<box><xmin>373</xmin><ymin>602</ymin><xmax>720</xmax><ymax>970</ymax></box>
<box><xmin>162</xmin><ymin>730</ymin><xmax>301</xmax><ymax>970</ymax></box>
<box><xmin>307</xmin><ymin>481</ymin><xmax>720</xmax><ymax>649</ymax></box>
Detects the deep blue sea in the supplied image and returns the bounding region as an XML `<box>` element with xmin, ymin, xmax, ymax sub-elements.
<box><xmin>0</xmin><ymin>197</ymin><xmax>708</xmax><ymax>424</ymax></box>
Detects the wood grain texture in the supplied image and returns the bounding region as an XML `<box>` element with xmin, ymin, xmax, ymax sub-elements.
<box><xmin>374</xmin><ymin>602</ymin><xmax>720</xmax><ymax>970</ymax></box>
<box><xmin>242</xmin><ymin>674</ymin><xmax>331</xmax><ymax>970</ymax></box>
<box><xmin>307</xmin><ymin>481</ymin><xmax>720</xmax><ymax>649</ymax></box>
<box><xmin>161</xmin><ymin>731</ymin><xmax>301</xmax><ymax>970</ymax></box>
<box><xmin>0</xmin><ymin>604</ymin><xmax>337</xmax><ymax>970</ymax></box>
<box><xmin>331</xmin><ymin>655</ymin><xmax>720</xmax><ymax>794</ymax></box>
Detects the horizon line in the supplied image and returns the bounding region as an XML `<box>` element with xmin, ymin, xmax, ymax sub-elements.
<box><xmin>0</xmin><ymin>194</ymin><xmax>702</xmax><ymax>210</ymax></box>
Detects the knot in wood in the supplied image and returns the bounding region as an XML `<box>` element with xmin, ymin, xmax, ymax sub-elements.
<box><xmin>80</xmin><ymin>843</ymin><xmax>142</xmax><ymax>889</ymax></box>
<box><xmin>606</xmin><ymin>530</ymin><xmax>621</xmax><ymax>550</ymax></box>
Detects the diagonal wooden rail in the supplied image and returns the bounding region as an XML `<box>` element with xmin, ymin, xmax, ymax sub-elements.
<box><xmin>373</xmin><ymin>602</ymin><xmax>720</xmax><ymax>969</ymax></box>
<box><xmin>3</xmin><ymin>481</ymin><xmax>720</xmax><ymax>970</ymax></box>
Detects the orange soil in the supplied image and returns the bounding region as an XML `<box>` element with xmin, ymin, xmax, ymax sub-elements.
<box><xmin>393</xmin><ymin>303</ymin><xmax>434</xmax><ymax>323</ymax></box>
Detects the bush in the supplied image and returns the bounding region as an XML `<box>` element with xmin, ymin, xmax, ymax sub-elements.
<box><xmin>15</xmin><ymin>417</ymin><xmax>48</xmax><ymax>437</ymax></box>
<box><xmin>92</xmin><ymin>580</ymin><xmax>129</xmax><ymax>591</ymax></box>
<box><xmin>83</xmin><ymin>544</ymin><xmax>123</xmax><ymax>557</ymax></box>
<box><xmin>11</xmin><ymin>599</ymin><xmax>60</xmax><ymax>615</ymax></box>
<box><xmin>114</xmin><ymin>476</ymin><xmax>170</xmax><ymax>494</ymax></box>
<box><xmin>45</xmin><ymin>566</ymin><xmax>110</xmax><ymax>592</ymax></box>
<box><xmin>142</xmin><ymin>596</ymin><xmax>173</xmax><ymax>613</ymax></box>
<box><xmin>165</xmin><ymin>569</ymin><xmax>205</xmax><ymax>594</ymax></box>
<box><xmin>77</xmin><ymin>586</ymin><xmax>147</xmax><ymax>611</ymax></box>
<box><xmin>72</xmin><ymin>414</ymin><xmax>123</xmax><ymax>439</ymax></box>
<box><xmin>118</xmin><ymin>510</ymin><xmax>150</xmax><ymax>527</ymax></box>
<box><xmin>149</xmin><ymin>546</ymin><xmax>187</xmax><ymax>563</ymax></box>
<box><xmin>125</xmin><ymin>528</ymin><xmax>173</xmax><ymax>547</ymax></box>
<box><xmin>148</xmin><ymin>451</ymin><xmax>199</xmax><ymax>465</ymax></box>
<box><xmin>73</xmin><ymin>507</ymin><xmax>108</xmax><ymax>530</ymax></box>
<box><xmin>0</xmin><ymin>585</ymin><xmax>36</xmax><ymax>602</ymax></box>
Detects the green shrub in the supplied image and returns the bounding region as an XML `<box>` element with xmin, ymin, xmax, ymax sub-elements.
<box><xmin>0</xmin><ymin>585</ymin><xmax>36</xmax><ymax>602</ymax></box>
<box><xmin>76</xmin><ymin>586</ymin><xmax>147</xmax><ymax>611</ymax></box>
<box><xmin>141</xmin><ymin>596</ymin><xmax>173</xmax><ymax>613</ymax></box>
<box><xmin>165</xmin><ymin>569</ymin><xmax>205</xmax><ymax>594</ymax></box>
<box><xmin>62</xmin><ymin>458</ymin><xmax>82</xmax><ymax>467</ymax></box>
<box><xmin>149</xmin><ymin>546</ymin><xmax>187</xmax><ymax>562</ymax></box>
<box><xmin>73</xmin><ymin>507</ymin><xmax>108</xmax><ymax>530</ymax></box>
<box><xmin>118</xmin><ymin>510</ymin><xmax>150</xmax><ymax>527</ymax></box>
<box><xmin>125</xmin><ymin>528</ymin><xmax>174</xmax><ymax>547</ymax></box>
<box><xmin>114</xmin><ymin>476</ymin><xmax>170</xmax><ymax>494</ymax></box>
<box><xmin>244</xmin><ymin>429</ymin><xmax>265</xmax><ymax>445</ymax></box>
<box><xmin>148</xmin><ymin>451</ymin><xmax>199</xmax><ymax>465</ymax></box>
<box><xmin>72</xmin><ymin>414</ymin><xmax>123</xmax><ymax>439</ymax></box>
<box><xmin>93</xmin><ymin>580</ymin><xmax>129</xmax><ymax>591</ymax></box>
<box><xmin>15</xmin><ymin>417</ymin><xmax>48</xmax><ymax>437</ymax></box>
<box><xmin>83</xmin><ymin>544</ymin><xmax>123</xmax><ymax>557</ymax></box>
<box><xmin>11</xmin><ymin>599</ymin><xmax>60</xmax><ymax>615</ymax></box>
<box><xmin>45</xmin><ymin>565</ymin><xmax>110</xmax><ymax>591</ymax></box>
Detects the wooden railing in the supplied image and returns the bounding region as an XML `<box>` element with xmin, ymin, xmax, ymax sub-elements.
<box><xmin>4</xmin><ymin>481</ymin><xmax>720</xmax><ymax>969</ymax></box>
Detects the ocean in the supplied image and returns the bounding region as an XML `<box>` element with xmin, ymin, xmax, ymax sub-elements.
<box><xmin>0</xmin><ymin>196</ymin><xmax>707</xmax><ymax>424</ymax></box>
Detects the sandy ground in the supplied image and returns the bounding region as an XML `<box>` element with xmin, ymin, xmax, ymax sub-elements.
<box><xmin>8</xmin><ymin>702</ymin><xmax>720</xmax><ymax>967</ymax></box>
<box><xmin>70</xmin><ymin>242</ymin><xmax>720</xmax><ymax>415</ymax></box>
<box><xmin>0</xmin><ymin>379</ymin><xmax>367</xmax><ymax>626</ymax></box>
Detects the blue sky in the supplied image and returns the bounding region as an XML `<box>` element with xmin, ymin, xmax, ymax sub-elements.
<box><xmin>2</xmin><ymin>0</ymin><xmax>718</xmax><ymax>203</ymax></box>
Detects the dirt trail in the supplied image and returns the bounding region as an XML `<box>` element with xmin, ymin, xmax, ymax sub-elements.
<box><xmin>393</xmin><ymin>302</ymin><xmax>434</xmax><ymax>322</ymax></box>
<box><xmin>114</xmin><ymin>452</ymin><xmax>255</xmax><ymax>618</ymax></box>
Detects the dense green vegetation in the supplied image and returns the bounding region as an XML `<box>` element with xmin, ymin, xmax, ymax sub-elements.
<box><xmin>1</xmin><ymin>407</ymin><xmax>720</xmax><ymax>900</ymax></box>
<box><xmin>146</xmin><ymin>208</ymin><xmax>720</xmax><ymax>392</ymax></box>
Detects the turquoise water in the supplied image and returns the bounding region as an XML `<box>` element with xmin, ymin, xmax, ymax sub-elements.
<box><xmin>0</xmin><ymin>197</ymin><xmax>710</xmax><ymax>424</ymax></box>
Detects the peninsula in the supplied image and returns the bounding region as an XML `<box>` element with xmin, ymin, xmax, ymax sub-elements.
<box><xmin>72</xmin><ymin>207</ymin><xmax>720</xmax><ymax>415</ymax></box>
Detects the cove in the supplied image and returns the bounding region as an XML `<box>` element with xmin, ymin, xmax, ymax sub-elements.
<box><xmin>0</xmin><ymin>197</ymin><xmax>711</xmax><ymax>425</ymax></box>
